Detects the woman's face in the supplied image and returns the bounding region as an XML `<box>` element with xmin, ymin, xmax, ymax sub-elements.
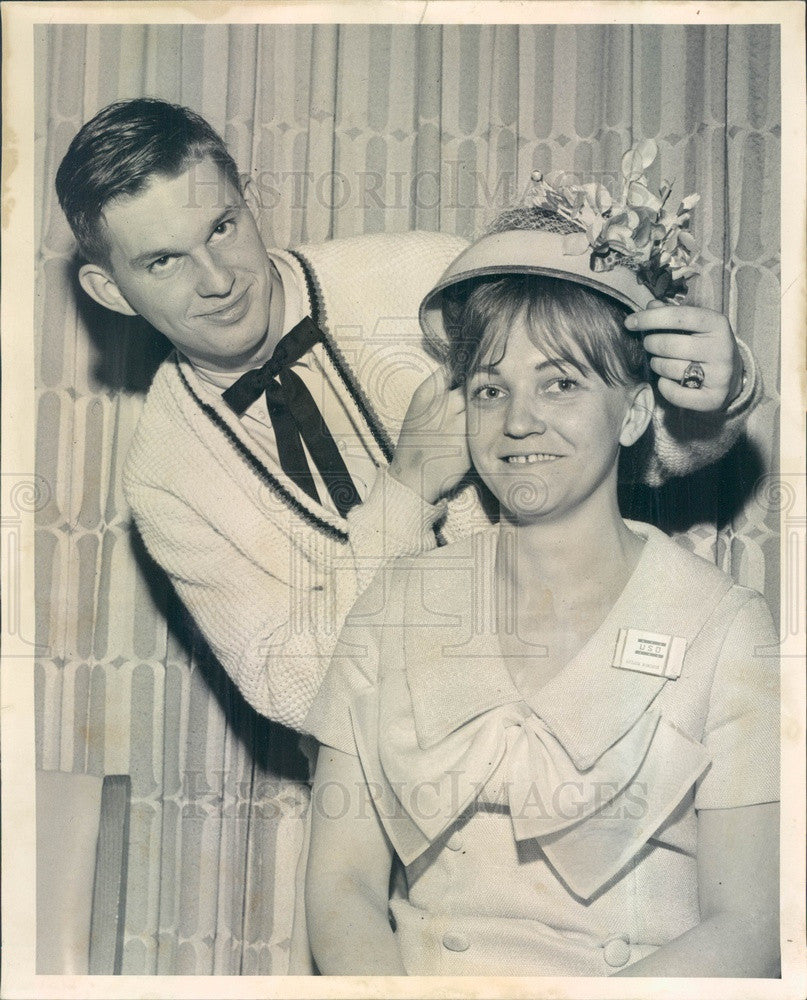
<box><xmin>465</xmin><ymin>313</ymin><xmax>650</xmax><ymax>525</ymax></box>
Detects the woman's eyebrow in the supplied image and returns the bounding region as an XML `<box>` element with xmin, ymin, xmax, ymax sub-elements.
<box><xmin>468</xmin><ymin>358</ymin><xmax>590</xmax><ymax>377</ymax></box>
<box><xmin>537</xmin><ymin>357</ymin><xmax>590</xmax><ymax>375</ymax></box>
<box><xmin>472</xmin><ymin>362</ymin><xmax>500</xmax><ymax>376</ymax></box>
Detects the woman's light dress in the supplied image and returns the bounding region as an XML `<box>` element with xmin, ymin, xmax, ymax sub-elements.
<box><xmin>306</xmin><ymin>522</ymin><xmax>779</xmax><ymax>975</ymax></box>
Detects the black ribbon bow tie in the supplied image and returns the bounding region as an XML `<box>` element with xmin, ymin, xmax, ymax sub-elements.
<box><xmin>222</xmin><ymin>316</ymin><xmax>361</xmax><ymax>517</ymax></box>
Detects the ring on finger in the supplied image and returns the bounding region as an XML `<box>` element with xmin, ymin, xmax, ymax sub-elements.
<box><xmin>680</xmin><ymin>361</ymin><xmax>705</xmax><ymax>390</ymax></box>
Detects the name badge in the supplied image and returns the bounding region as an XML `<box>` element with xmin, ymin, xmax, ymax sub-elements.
<box><xmin>612</xmin><ymin>628</ymin><xmax>686</xmax><ymax>679</ymax></box>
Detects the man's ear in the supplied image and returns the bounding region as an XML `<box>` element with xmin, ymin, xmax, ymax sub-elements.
<box><xmin>78</xmin><ymin>263</ymin><xmax>138</xmax><ymax>317</ymax></box>
<box><xmin>619</xmin><ymin>383</ymin><xmax>655</xmax><ymax>447</ymax></box>
<box><xmin>243</xmin><ymin>177</ymin><xmax>262</xmax><ymax>221</ymax></box>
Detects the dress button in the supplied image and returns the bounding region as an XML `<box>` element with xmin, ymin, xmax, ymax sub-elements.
<box><xmin>602</xmin><ymin>936</ymin><xmax>631</xmax><ymax>968</ymax></box>
<box><xmin>442</xmin><ymin>931</ymin><xmax>470</xmax><ymax>952</ymax></box>
<box><xmin>446</xmin><ymin>832</ymin><xmax>463</xmax><ymax>851</ymax></box>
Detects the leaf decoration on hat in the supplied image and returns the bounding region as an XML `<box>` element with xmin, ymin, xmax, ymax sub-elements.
<box><xmin>530</xmin><ymin>140</ymin><xmax>701</xmax><ymax>303</ymax></box>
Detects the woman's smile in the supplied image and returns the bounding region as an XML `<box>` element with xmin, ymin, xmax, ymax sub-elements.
<box><xmin>501</xmin><ymin>452</ymin><xmax>563</xmax><ymax>464</ymax></box>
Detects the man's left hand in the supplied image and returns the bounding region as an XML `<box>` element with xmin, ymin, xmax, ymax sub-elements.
<box><xmin>625</xmin><ymin>301</ymin><xmax>744</xmax><ymax>412</ymax></box>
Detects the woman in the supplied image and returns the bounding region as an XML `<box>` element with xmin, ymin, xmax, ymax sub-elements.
<box><xmin>303</xmin><ymin>165</ymin><xmax>780</xmax><ymax>977</ymax></box>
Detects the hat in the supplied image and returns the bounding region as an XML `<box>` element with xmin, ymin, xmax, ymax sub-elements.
<box><xmin>419</xmin><ymin>212</ymin><xmax>655</xmax><ymax>344</ymax></box>
<box><xmin>420</xmin><ymin>141</ymin><xmax>700</xmax><ymax>345</ymax></box>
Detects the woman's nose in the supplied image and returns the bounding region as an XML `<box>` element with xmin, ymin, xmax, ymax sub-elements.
<box><xmin>195</xmin><ymin>250</ymin><xmax>235</xmax><ymax>297</ymax></box>
<box><xmin>504</xmin><ymin>395</ymin><xmax>547</xmax><ymax>437</ymax></box>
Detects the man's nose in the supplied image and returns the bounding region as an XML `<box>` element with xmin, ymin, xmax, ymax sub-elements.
<box><xmin>504</xmin><ymin>394</ymin><xmax>547</xmax><ymax>437</ymax></box>
<box><xmin>194</xmin><ymin>250</ymin><xmax>235</xmax><ymax>297</ymax></box>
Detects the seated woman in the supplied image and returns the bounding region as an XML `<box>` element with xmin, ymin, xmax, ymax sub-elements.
<box><xmin>303</xmin><ymin>164</ymin><xmax>780</xmax><ymax>977</ymax></box>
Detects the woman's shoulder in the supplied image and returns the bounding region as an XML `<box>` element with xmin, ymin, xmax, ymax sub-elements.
<box><xmin>383</xmin><ymin>527</ymin><xmax>496</xmax><ymax>582</ymax></box>
<box><xmin>624</xmin><ymin>522</ymin><xmax>775</xmax><ymax>683</ymax></box>
<box><xmin>627</xmin><ymin>520</ymin><xmax>765</xmax><ymax>598</ymax></box>
<box><xmin>621</xmin><ymin>521</ymin><xmax>775</xmax><ymax>658</ymax></box>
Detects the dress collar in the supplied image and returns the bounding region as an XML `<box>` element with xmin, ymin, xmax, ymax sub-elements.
<box><xmin>404</xmin><ymin>521</ymin><xmax>733</xmax><ymax>769</ymax></box>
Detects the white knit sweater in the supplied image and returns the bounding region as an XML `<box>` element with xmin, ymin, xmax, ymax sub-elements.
<box><xmin>123</xmin><ymin>230</ymin><xmax>760</xmax><ymax>731</ymax></box>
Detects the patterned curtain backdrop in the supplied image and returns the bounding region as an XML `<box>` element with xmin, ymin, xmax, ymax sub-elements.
<box><xmin>34</xmin><ymin>23</ymin><xmax>780</xmax><ymax>975</ymax></box>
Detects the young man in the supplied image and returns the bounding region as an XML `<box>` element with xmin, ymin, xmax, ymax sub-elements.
<box><xmin>55</xmin><ymin>99</ymin><xmax>760</xmax><ymax>734</ymax></box>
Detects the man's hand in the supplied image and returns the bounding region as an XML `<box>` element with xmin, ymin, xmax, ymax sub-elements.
<box><xmin>388</xmin><ymin>369</ymin><xmax>470</xmax><ymax>504</ymax></box>
<box><xmin>625</xmin><ymin>301</ymin><xmax>744</xmax><ymax>412</ymax></box>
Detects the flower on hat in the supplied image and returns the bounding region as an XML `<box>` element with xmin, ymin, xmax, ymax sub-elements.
<box><xmin>530</xmin><ymin>140</ymin><xmax>701</xmax><ymax>302</ymax></box>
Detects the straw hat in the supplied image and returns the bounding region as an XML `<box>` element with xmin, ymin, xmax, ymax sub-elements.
<box><xmin>419</xmin><ymin>209</ymin><xmax>655</xmax><ymax>345</ymax></box>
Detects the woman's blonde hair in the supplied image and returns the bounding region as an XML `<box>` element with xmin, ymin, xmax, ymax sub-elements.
<box><xmin>440</xmin><ymin>272</ymin><xmax>650</xmax><ymax>389</ymax></box>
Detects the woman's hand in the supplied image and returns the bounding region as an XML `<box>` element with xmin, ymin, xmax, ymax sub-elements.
<box><xmin>625</xmin><ymin>301</ymin><xmax>744</xmax><ymax>412</ymax></box>
<box><xmin>388</xmin><ymin>368</ymin><xmax>470</xmax><ymax>504</ymax></box>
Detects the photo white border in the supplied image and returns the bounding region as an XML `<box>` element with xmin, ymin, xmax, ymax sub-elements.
<box><xmin>2</xmin><ymin>2</ymin><xmax>805</xmax><ymax>998</ymax></box>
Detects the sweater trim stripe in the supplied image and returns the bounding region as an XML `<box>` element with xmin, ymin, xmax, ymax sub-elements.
<box><xmin>286</xmin><ymin>247</ymin><xmax>323</xmax><ymax>328</ymax></box>
<box><xmin>174</xmin><ymin>358</ymin><xmax>349</xmax><ymax>544</ymax></box>
<box><xmin>286</xmin><ymin>248</ymin><xmax>395</xmax><ymax>462</ymax></box>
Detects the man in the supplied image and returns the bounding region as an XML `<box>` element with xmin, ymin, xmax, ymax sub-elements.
<box><xmin>55</xmin><ymin>98</ymin><xmax>759</xmax><ymax>734</ymax></box>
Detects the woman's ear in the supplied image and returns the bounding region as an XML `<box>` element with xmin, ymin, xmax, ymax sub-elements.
<box><xmin>619</xmin><ymin>383</ymin><xmax>655</xmax><ymax>447</ymax></box>
<box><xmin>78</xmin><ymin>263</ymin><xmax>138</xmax><ymax>317</ymax></box>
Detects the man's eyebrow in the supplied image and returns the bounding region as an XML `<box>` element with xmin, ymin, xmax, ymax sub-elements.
<box><xmin>130</xmin><ymin>245</ymin><xmax>178</xmax><ymax>268</ymax></box>
<box><xmin>129</xmin><ymin>206</ymin><xmax>240</xmax><ymax>268</ymax></box>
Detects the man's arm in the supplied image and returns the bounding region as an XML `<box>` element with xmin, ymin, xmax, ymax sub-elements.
<box><xmin>125</xmin><ymin>462</ymin><xmax>445</xmax><ymax>731</ymax></box>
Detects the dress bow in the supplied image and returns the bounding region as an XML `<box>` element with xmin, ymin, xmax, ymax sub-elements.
<box><xmin>350</xmin><ymin>668</ymin><xmax>710</xmax><ymax>899</ymax></box>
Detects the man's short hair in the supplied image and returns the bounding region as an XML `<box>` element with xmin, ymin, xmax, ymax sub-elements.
<box><xmin>55</xmin><ymin>98</ymin><xmax>242</xmax><ymax>266</ymax></box>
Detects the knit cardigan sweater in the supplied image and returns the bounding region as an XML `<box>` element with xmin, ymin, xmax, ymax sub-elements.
<box><xmin>123</xmin><ymin>230</ymin><xmax>760</xmax><ymax>731</ymax></box>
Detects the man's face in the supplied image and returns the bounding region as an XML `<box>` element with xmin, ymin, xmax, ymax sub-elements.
<box><xmin>94</xmin><ymin>157</ymin><xmax>282</xmax><ymax>371</ymax></box>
